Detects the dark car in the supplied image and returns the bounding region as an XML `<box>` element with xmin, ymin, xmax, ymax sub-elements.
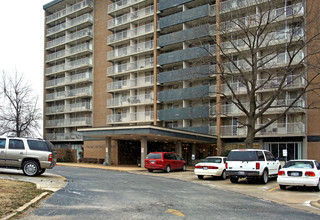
<box><xmin>144</xmin><ymin>152</ymin><xmax>186</xmax><ymax>173</ymax></box>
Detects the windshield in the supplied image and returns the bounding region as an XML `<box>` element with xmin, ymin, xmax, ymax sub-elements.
<box><xmin>227</xmin><ymin>151</ymin><xmax>259</xmax><ymax>161</ymax></box>
<box><xmin>147</xmin><ymin>153</ymin><xmax>162</xmax><ymax>159</ymax></box>
<box><xmin>284</xmin><ymin>161</ymin><xmax>314</xmax><ymax>169</ymax></box>
<box><xmin>201</xmin><ymin>158</ymin><xmax>222</xmax><ymax>163</ymax></box>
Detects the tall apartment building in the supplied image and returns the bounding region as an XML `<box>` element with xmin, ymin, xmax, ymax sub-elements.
<box><xmin>43</xmin><ymin>0</ymin><xmax>320</xmax><ymax>165</ymax></box>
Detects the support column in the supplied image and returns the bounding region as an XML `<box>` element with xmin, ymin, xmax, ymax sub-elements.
<box><xmin>192</xmin><ymin>143</ymin><xmax>196</xmax><ymax>166</ymax></box>
<box><xmin>104</xmin><ymin>137</ymin><xmax>112</xmax><ymax>166</ymax></box>
<box><xmin>176</xmin><ymin>141</ymin><xmax>182</xmax><ymax>156</ymax></box>
<box><xmin>140</xmin><ymin>136</ymin><xmax>148</xmax><ymax>168</ymax></box>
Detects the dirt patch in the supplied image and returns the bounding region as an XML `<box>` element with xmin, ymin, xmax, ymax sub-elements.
<box><xmin>0</xmin><ymin>179</ymin><xmax>45</xmax><ymax>218</ymax></box>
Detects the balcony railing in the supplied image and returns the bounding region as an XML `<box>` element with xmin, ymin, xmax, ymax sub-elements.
<box><xmin>107</xmin><ymin>111</ymin><xmax>153</xmax><ymax>123</ymax></box>
<box><xmin>220</xmin><ymin>0</ymin><xmax>270</xmax><ymax>13</ymax></box>
<box><xmin>107</xmin><ymin>75</ymin><xmax>153</xmax><ymax>91</ymax></box>
<box><xmin>107</xmin><ymin>40</ymin><xmax>153</xmax><ymax>60</ymax></box>
<box><xmin>46</xmin><ymin>0</ymin><xmax>93</xmax><ymax>23</ymax></box>
<box><xmin>46</xmin><ymin>57</ymin><xmax>92</xmax><ymax>75</ymax></box>
<box><xmin>107</xmin><ymin>57</ymin><xmax>154</xmax><ymax>76</ymax></box>
<box><xmin>46</xmin><ymin>71</ymin><xmax>93</xmax><ymax>88</ymax></box>
<box><xmin>209</xmin><ymin>81</ymin><xmax>247</xmax><ymax>96</ymax></box>
<box><xmin>257</xmin><ymin>74</ymin><xmax>306</xmax><ymax>90</ymax></box>
<box><xmin>107</xmin><ymin>93</ymin><xmax>154</xmax><ymax>107</ymax></box>
<box><xmin>45</xmin><ymin>117</ymin><xmax>92</xmax><ymax>127</ymax></box>
<box><xmin>108</xmin><ymin>0</ymin><xmax>146</xmax><ymax>14</ymax></box>
<box><xmin>46</xmin><ymin>133</ymin><xmax>82</xmax><ymax>141</ymax></box>
<box><xmin>46</xmin><ymin>87</ymin><xmax>92</xmax><ymax>101</ymax></box>
<box><xmin>47</xmin><ymin>13</ymin><xmax>93</xmax><ymax>36</ymax></box>
<box><xmin>46</xmin><ymin>43</ymin><xmax>92</xmax><ymax>62</ymax></box>
<box><xmin>46</xmin><ymin>102</ymin><xmax>92</xmax><ymax>114</ymax></box>
<box><xmin>108</xmin><ymin>5</ymin><xmax>154</xmax><ymax>29</ymax></box>
<box><xmin>108</xmin><ymin>23</ymin><xmax>154</xmax><ymax>44</ymax></box>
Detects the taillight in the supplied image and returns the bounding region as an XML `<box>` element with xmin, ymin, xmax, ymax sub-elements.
<box><xmin>305</xmin><ymin>171</ymin><xmax>316</xmax><ymax>177</ymax></box>
<box><xmin>195</xmin><ymin>166</ymin><xmax>202</xmax><ymax>169</ymax></box>
<box><xmin>278</xmin><ymin>171</ymin><xmax>285</xmax><ymax>176</ymax></box>
<box><xmin>48</xmin><ymin>154</ymin><xmax>53</xmax><ymax>162</ymax></box>
<box><xmin>256</xmin><ymin>162</ymin><xmax>260</xmax><ymax>170</ymax></box>
<box><xmin>207</xmin><ymin>166</ymin><xmax>218</xmax><ymax>169</ymax></box>
<box><xmin>225</xmin><ymin>162</ymin><xmax>228</xmax><ymax>169</ymax></box>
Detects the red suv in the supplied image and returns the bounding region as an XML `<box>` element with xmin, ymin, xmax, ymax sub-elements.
<box><xmin>145</xmin><ymin>152</ymin><xmax>186</xmax><ymax>173</ymax></box>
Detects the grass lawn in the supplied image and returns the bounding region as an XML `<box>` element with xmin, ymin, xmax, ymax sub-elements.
<box><xmin>0</xmin><ymin>179</ymin><xmax>45</xmax><ymax>218</ymax></box>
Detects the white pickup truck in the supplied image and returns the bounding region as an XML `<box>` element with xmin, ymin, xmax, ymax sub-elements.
<box><xmin>226</xmin><ymin>149</ymin><xmax>281</xmax><ymax>184</ymax></box>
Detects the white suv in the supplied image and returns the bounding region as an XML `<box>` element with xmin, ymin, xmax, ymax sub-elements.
<box><xmin>226</xmin><ymin>149</ymin><xmax>280</xmax><ymax>184</ymax></box>
<box><xmin>0</xmin><ymin>137</ymin><xmax>56</xmax><ymax>176</ymax></box>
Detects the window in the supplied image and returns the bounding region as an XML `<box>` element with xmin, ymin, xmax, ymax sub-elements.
<box><xmin>0</xmin><ymin>138</ymin><xmax>5</xmax><ymax>149</ymax></box>
<box><xmin>9</xmin><ymin>139</ymin><xmax>25</xmax><ymax>150</ymax></box>
<box><xmin>27</xmin><ymin>140</ymin><xmax>50</xmax><ymax>151</ymax></box>
<box><xmin>265</xmin><ymin>151</ymin><xmax>276</xmax><ymax>161</ymax></box>
<box><xmin>257</xmin><ymin>151</ymin><xmax>265</xmax><ymax>161</ymax></box>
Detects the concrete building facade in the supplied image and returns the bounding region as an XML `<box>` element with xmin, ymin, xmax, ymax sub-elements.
<box><xmin>43</xmin><ymin>0</ymin><xmax>320</xmax><ymax>165</ymax></box>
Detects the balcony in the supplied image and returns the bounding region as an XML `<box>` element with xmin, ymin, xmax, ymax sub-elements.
<box><xmin>46</xmin><ymin>57</ymin><xmax>92</xmax><ymax>75</ymax></box>
<box><xmin>45</xmin><ymin>71</ymin><xmax>93</xmax><ymax>88</ymax></box>
<box><xmin>108</xmin><ymin>23</ymin><xmax>154</xmax><ymax>44</ymax></box>
<box><xmin>46</xmin><ymin>132</ymin><xmax>82</xmax><ymax>141</ymax></box>
<box><xmin>107</xmin><ymin>75</ymin><xmax>153</xmax><ymax>91</ymax></box>
<box><xmin>107</xmin><ymin>57</ymin><xmax>154</xmax><ymax>76</ymax></box>
<box><xmin>159</xmin><ymin>65</ymin><xmax>215</xmax><ymax>84</ymax></box>
<box><xmin>159</xmin><ymin>105</ymin><xmax>209</xmax><ymax>121</ymax></box>
<box><xmin>176</xmin><ymin>126</ymin><xmax>210</xmax><ymax>135</ymax></box>
<box><xmin>47</xmin><ymin>13</ymin><xmax>94</xmax><ymax>36</ymax></box>
<box><xmin>108</xmin><ymin>5</ymin><xmax>154</xmax><ymax>29</ymax></box>
<box><xmin>257</xmin><ymin>74</ymin><xmax>306</xmax><ymax>91</ymax></box>
<box><xmin>159</xmin><ymin>85</ymin><xmax>210</xmax><ymax>102</ymax></box>
<box><xmin>209</xmin><ymin>81</ymin><xmax>247</xmax><ymax>96</ymax></box>
<box><xmin>107</xmin><ymin>111</ymin><xmax>154</xmax><ymax>123</ymax></box>
<box><xmin>46</xmin><ymin>43</ymin><xmax>92</xmax><ymax>62</ymax></box>
<box><xmin>159</xmin><ymin>0</ymin><xmax>193</xmax><ymax>11</ymax></box>
<box><xmin>107</xmin><ymin>40</ymin><xmax>153</xmax><ymax>60</ymax></box>
<box><xmin>159</xmin><ymin>4</ymin><xmax>215</xmax><ymax>29</ymax></box>
<box><xmin>108</xmin><ymin>0</ymin><xmax>146</xmax><ymax>14</ymax></box>
<box><xmin>45</xmin><ymin>117</ymin><xmax>92</xmax><ymax>128</ymax></box>
<box><xmin>107</xmin><ymin>93</ymin><xmax>154</xmax><ymax>107</ymax></box>
<box><xmin>46</xmin><ymin>0</ymin><xmax>94</xmax><ymax>24</ymax></box>
<box><xmin>45</xmin><ymin>87</ymin><xmax>92</xmax><ymax>101</ymax></box>
<box><xmin>46</xmin><ymin>102</ymin><xmax>92</xmax><ymax>114</ymax></box>
<box><xmin>220</xmin><ymin>0</ymin><xmax>270</xmax><ymax>13</ymax></box>
<box><xmin>159</xmin><ymin>45</ymin><xmax>215</xmax><ymax>66</ymax></box>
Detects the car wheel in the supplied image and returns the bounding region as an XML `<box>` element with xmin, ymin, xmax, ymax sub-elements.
<box><xmin>198</xmin><ymin>175</ymin><xmax>204</xmax><ymax>180</ymax></box>
<box><xmin>261</xmin><ymin>170</ymin><xmax>268</xmax><ymax>184</ymax></box>
<box><xmin>230</xmin><ymin>177</ymin><xmax>239</xmax><ymax>183</ymax></box>
<box><xmin>22</xmin><ymin>160</ymin><xmax>40</xmax><ymax>177</ymax></box>
<box><xmin>315</xmin><ymin>180</ymin><xmax>320</xmax><ymax>192</ymax></box>
<box><xmin>221</xmin><ymin>170</ymin><xmax>227</xmax><ymax>180</ymax></box>
<box><xmin>279</xmin><ymin>185</ymin><xmax>286</xmax><ymax>190</ymax></box>
<box><xmin>182</xmin><ymin>164</ymin><xmax>186</xmax><ymax>171</ymax></box>
<box><xmin>148</xmin><ymin>169</ymin><xmax>153</xmax><ymax>173</ymax></box>
<box><xmin>165</xmin><ymin>165</ymin><xmax>171</xmax><ymax>173</ymax></box>
<box><xmin>38</xmin><ymin>168</ymin><xmax>46</xmax><ymax>175</ymax></box>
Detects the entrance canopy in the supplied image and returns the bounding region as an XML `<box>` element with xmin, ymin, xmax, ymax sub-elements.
<box><xmin>78</xmin><ymin>125</ymin><xmax>216</xmax><ymax>144</ymax></box>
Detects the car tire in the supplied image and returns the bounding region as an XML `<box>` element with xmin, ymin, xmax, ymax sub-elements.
<box><xmin>148</xmin><ymin>169</ymin><xmax>153</xmax><ymax>173</ymax></box>
<box><xmin>221</xmin><ymin>170</ymin><xmax>227</xmax><ymax>180</ymax></box>
<box><xmin>165</xmin><ymin>165</ymin><xmax>171</xmax><ymax>173</ymax></box>
<box><xmin>38</xmin><ymin>168</ymin><xmax>46</xmax><ymax>175</ymax></box>
<box><xmin>198</xmin><ymin>175</ymin><xmax>204</xmax><ymax>180</ymax></box>
<box><xmin>182</xmin><ymin>164</ymin><xmax>186</xmax><ymax>171</ymax></box>
<box><xmin>279</xmin><ymin>185</ymin><xmax>286</xmax><ymax>190</ymax></box>
<box><xmin>230</xmin><ymin>177</ymin><xmax>239</xmax><ymax>183</ymax></box>
<box><xmin>261</xmin><ymin>170</ymin><xmax>268</xmax><ymax>184</ymax></box>
<box><xmin>315</xmin><ymin>180</ymin><xmax>320</xmax><ymax>192</ymax></box>
<box><xmin>22</xmin><ymin>160</ymin><xmax>40</xmax><ymax>177</ymax></box>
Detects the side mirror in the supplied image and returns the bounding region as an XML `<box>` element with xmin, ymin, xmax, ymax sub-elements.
<box><xmin>275</xmin><ymin>157</ymin><xmax>279</xmax><ymax>161</ymax></box>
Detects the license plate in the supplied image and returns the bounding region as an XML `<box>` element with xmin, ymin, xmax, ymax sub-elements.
<box><xmin>202</xmin><ymin>167</ymin><xmax>208</xmax><ymax>170</ymax></box>
<box><xmin>238</xmin><ymin>171</ymin><xmax>245</xmax><ymax>175</ymax></box>
<box><xmin>291</xmin><ymin>172</ymin><xmax>299</xmax><ymax>176</ymax></box>
<box><xmin>151</xmin><ymin>161</ymin><xmax>155</xmax><ymax>164</ymax></box>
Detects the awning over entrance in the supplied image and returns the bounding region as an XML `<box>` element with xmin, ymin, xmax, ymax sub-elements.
<box><xmin>77</xmin><ymin>125</ymin><xmax>216</xmax><ymax>143</ymax></box>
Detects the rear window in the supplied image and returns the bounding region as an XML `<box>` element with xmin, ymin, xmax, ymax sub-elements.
<box><xmin>27</xmin><ymin>140</ymin><xmax>50</xmax><ymax>151</ymax></box>
<box><xmin>202</xmin><ymin>158</ymin><xmax>222</xmax><ymax>163</ymax></box>
<box><xmin>284</xmin><ymin>161</ymin><xmax>314</xmax><ymax>169</ymax></box>
<box><xmin>227</xmin><ymin>151</ymin><xmax>260</xmax><ymax>161</ymax></box>
<box><xmin>146</xmin><ymin>153</ymin><xmax>162</xmax><ymax>159</ymax></box>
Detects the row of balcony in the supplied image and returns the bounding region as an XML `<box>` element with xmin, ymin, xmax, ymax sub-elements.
<box><xmin>46</xmin><ymin>57</ymin><xmax>92</xmax><ymax>75</ymax></box>
<box><xmin>46</xmin><ymin>87</ymin><xmax>92</xmax><ymax>101</ymax></box>
<box><xmin>46</xmin><ymin>71</ymin><xmax>92</xmax><ymax>88</ymax></box>
<box><xmin>46</xmin><ymin>133</ymin><xmax>82</xmax><ymax>141</ymax></box>
<box><xmin>46</xmin><ymin>102</ymin><xmax>92</xmax><ymax>115</ymax></box>
<box><xmin>47</xmin><ymin>13</ymin><xmax>93</xmax><ymax>36</ymax></box>
<box><xmin>46</xmin><ymin>0</ymin><xmax>93</xmax><ymax>24</ymax></box>
<box><xmin>46</xmin><ymin>28</ymin><xmax>92</xmax><ymax>49</ymax></box>
<box><xmin>107</xmin><ymin>75</ymin><xmax>153</xmax><ymax>91</ymax></box>
<box><xmin>107</xmin><ymin>111</ymin><xmax>154</xmax><ymax>123</ymax></box>
<box><xmin>107</xmin><ymin>93</ymin><xmax>154</xmax><ymax>108</ymax></box>
<box><xmin>107</xmin><ymin>40</ymin><xmax>153</xmax><ymax>60</ymax></box>
<box><xmin>108</xmin><ymin>23</ymin><xmax>154</xmax><ymax>44</ymax></box>
<box><xmin>45</xmin><ymin>117</ymin><xmax>92</xmax><ymax>128</ymax></box>
<box><xmin>107</xmin><ymin>57</ymin><xmax>154</xmax><ymax>76</ymax></box>
<box><xmin>210</xmin><ymin>122</ymin><xmax>305</xmax><ymax>137</ymax></box>
<box><xmin>108</xmin><ymin>0</ymin><xmax>146</xmax><ymax>14</ymax></box>
<box><xmin>46</xmin><ymin>43</ymin><xmax>92</xmax><ymax>62</ymax></box>
<box><xmin>108</xmin><ymin>5</ymin><xmax>154</xmax><ymax>29</ymax></box>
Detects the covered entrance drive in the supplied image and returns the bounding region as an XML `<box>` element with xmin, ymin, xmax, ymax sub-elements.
<box><xmin>78</xmin><ymin>125</ymin><xmax>216</xmax><ymax>167</ymax></box>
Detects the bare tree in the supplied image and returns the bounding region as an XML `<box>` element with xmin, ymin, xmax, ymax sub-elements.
<box><xmin>198</xmin><ymin>0</ymin><xmax>320</xmax><ymax>147</ymax></box>
<box><xmin>0</xmin><ymin>70</ymin><xmax>41</xmax><ymax>137</ymax></box>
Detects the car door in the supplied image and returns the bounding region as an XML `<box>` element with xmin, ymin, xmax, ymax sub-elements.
<box><xmin>5</xmin><ymin>138</ymin><xmax>27</xmax><ymax>167</ymax></box>
<box><xmin>175</xmin><ymin>154</ymin><xmax>184</xmax><ymax>169</ymax></box>
<box><xmin>265</xmin><ymin>151</ymin><xmax>278</xmax><ymax>175</ymax></box>
<box><xmin>0</xmin><ymin>138</ymin><xmax>6</xmax><ymax>166</ymax></box>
